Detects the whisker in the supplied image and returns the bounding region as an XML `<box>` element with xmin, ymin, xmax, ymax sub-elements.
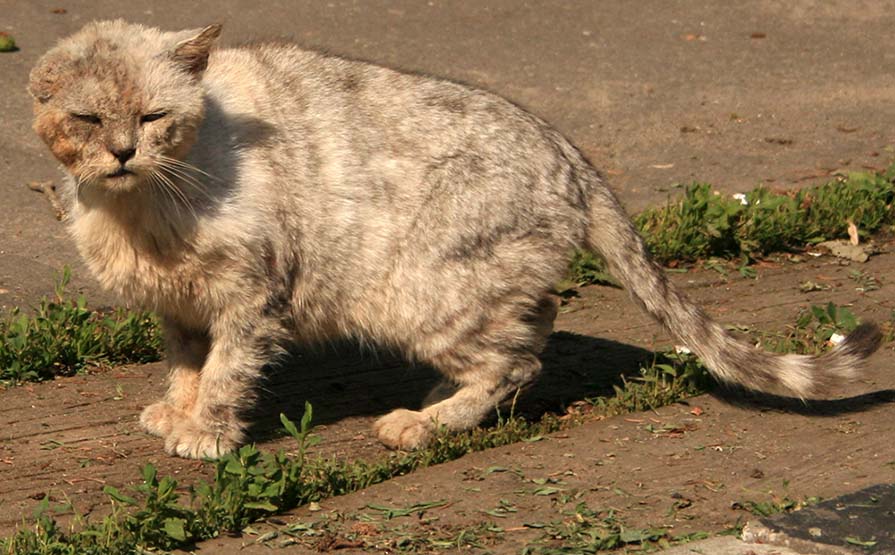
<box><xmin>156</xmin><ymin>163</ymin><xmax>214</xmax><ymax>201</ymax></box>
<box><xmin>153</xmin><ymin>157</ymin><xmax>213</xmax><ymax>192</ymax></box>
<box><xmin>76</xmin><ymin>166</ymin><xmax>101</xmax><ymax>195</ymax></box>
<box><xmin>156</xmin><ymin>165</ymin><xmax>214</xmax><ymax>206</ymax></box>
<box><xmin>150</xmin><ymin>172</ymin><xmax>187</xmax><ymax>219</ymax></box>
<box><xmin>155</xmin><ymin>154</ymin><xmax>222</xmax><ymax>182</ymax></box>
<box><xmin>154</xmin><ymin>170</ymin><xmax>199</xmax><ymax>222</ymax></box>
<box><xmin>150</xmin><ymin>170</ymin><xmax>187</xmax><ymax>216</ymax></box>
<box><xmin>148</xmin><ymin>172</ymin><xmax>183</xmax><ymax>219</ymax></box>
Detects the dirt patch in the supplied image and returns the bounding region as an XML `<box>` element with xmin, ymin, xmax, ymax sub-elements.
<box><xmin>2</xmin><ymin>247</ymin><xmax>894</xmax><ymax>546</ymax></box>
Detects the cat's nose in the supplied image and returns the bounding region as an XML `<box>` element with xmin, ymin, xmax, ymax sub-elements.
<box><xmin>111</xmin><ymin>147</ymin><xmax>136</xmax><ymax>164</ymax></box>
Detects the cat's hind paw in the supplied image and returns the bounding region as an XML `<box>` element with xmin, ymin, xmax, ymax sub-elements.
<box><xmin>164</xmin><ymin>420</ymin><xmax>242</xmax><ymax>460</ymax></box>
<box><xmin>140</xmin><ymin>401</ymin><xmax>184</xmax><ymax>438</ymax></box>
<box><xmin>373</xmin><ymin>409</ymin><xmax>434</xmax><ymax>450</ymax></box>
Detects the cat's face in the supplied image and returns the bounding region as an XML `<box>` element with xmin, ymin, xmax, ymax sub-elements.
<box><xmin>29</xmin><ymin>21</ymin><xmax>220</xmax><ymax>193</ymax></box>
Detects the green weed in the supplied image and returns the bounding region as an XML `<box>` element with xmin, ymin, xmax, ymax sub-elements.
<box><xmin>731</xmin><ymin>495</ymin><xmax>820</xmax><ymax>518</ymax></box>
<box><xmin>566</xmin><ymin>250</ymin><xmax>619</xmax><ymax>288</ymax></box>
<box><xmin>0</xmin><ymin>268</ymin><xmax>161</xmax><ymax>385</ymax></box>
<box><xmin>639</xmin><ymin>168</ymin><xmax>895</xmax><ymax>263</ymax></box>
<box><xmin>521</xmin><ymin>501</ymin><xmax>668</xmax><ymax>554</ymax></box>
<box><xmin>756</xmin><ymin>302</ymin><xmax>859</xmax><ymax>354</ymax></box>
<box><xmin>571</xmin><ymin>165</ymin><xmax>895</xmax><ymax>284</ymax></box>
<box><xmin>588</xmin><ymin>351</ymin><xmax>712</xmax><ymax>416</ymax></box>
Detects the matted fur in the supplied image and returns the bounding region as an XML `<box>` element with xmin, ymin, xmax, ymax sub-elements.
<box><xmin>29</xmin><ymin>21</ymin><xmax>881</xmax><ymax>459</ymax></box>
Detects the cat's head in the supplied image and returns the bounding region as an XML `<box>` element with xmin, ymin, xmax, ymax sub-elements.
<box><xmin>29</xmin><ymin>20</ymin><xmax>221</xmax><ymax>192</ymax></box>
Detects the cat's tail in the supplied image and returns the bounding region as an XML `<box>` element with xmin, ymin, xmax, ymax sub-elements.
<box><xmin>582</xmin><ymin>184</ymin><xmax>882</xmax><ymax>398</ymax></box>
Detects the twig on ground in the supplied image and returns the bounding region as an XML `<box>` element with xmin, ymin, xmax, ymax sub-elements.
<box><xmin>27</xmin><ymin>180</ymin><xmax>67</xmax><ymax>221</ymax></box>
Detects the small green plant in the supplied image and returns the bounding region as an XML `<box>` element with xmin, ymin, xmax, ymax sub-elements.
<box><xmin>521</xmin><ymin>502</ymin><xmax>668</xmax><ymax>554</ymax></box>
<box><xmin>194</xmin><ymin>409</ymin><xmax>321</xmax><ymax>534</ymax></box>
<box><xmin>103</xmin><ymin>464</ymin><xmax>198</xmax><ymax>550</ymax></box>
<box><xmin>0</xmin><ymin>267</ymin><xmax>162</xmax><ymax>385</ymax></box>
<box><xmin>639</xmin><ymin>168</ymin><xmax>895</xmax><ymax>264</ymax></box>
<box><xmin>571</xmin><ymin>164</ymin><xmax>895</xmax><ymax>284</ymax></box>
<box><xmin>567</xmin><ymin>250</ymin><xmax>619</xmax><ymax>287</ymax></box>
<box><xmin>759</xmin><ymin>302</ymin><xmax>859</xmax><ymax>354</ymax></box>
<box><xmin>588</xmin><ymin>351</ymin><xmax>713</xmax><ymax>416</ymax></box>
<box><xmin>637</xmin><ymin>183</ymin><xmax>745</xmax><ymax>263</ymax></box>
<box><xmin>0</xmin><ymin>402</ymin><xmax>564</xmax><ymax>554</ymax></box>
<box><xmin>732</xmin><ymin>495</ymin><xmax>820</xmax><ymax>518</ymax></box>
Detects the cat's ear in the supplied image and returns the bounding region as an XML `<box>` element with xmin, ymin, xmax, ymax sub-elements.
<box><xmin>28</xmin><ymin>51</ymin><xmax>68</xmax><ymax>103</ymax></box>
<box><xmin>171</xmin><ymin>24</ymin><xmax>222</xmax><ymax>77</ymax></box>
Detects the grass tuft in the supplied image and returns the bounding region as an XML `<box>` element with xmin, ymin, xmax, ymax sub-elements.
<box><xmin>571</xmin><ymin>165</ymin><xmax>895</xmax><ymax>283</ymax></box>
<box><xmin>521</xmin><ymin>501</ymin><xmax>670</xmax><ymax>554</ymax></box>
<box><xmin>0</xmin><ymin>268</ymin><xmax>162</xmax><ymax>385</ymax></box>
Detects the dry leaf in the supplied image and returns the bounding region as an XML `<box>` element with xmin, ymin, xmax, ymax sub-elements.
<box><xmin>847</xmin><ymin>221</ymin><xmax>859</xmax><ymax>246</ymax></box>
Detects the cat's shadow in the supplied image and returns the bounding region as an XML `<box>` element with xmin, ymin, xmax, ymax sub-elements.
<box><xmin>245</xmin><ymin>330</ymin><xmax>895</xmax><ymax>441</ymax></box>
<box><xmin>245</xmin><ymin>330</ymin><xmax>657</xmax><ymax>438</ymax></box>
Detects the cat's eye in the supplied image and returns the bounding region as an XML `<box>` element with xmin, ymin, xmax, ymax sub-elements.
<box><xmin>72</xmin><ymin>113</ymin><xmax>101</xmax><ymax>125</ymax></box>
<box><xmin>140</xmin><ymin>112</ymin><xmax>167</xmax><ymax>124</ymax></box>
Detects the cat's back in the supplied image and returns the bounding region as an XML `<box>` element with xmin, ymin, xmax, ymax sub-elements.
<box><xmin>199</xmin><ymin>40</ymin><xmax>591</xmax><ymax>262</ymax></box>
<box><xmin>205</xmin><ymin>41</ymin><xmax>557</xmax><ymax>157</ymax></box>
<box><xmin>202</xmin><ymin>44</ymin><xmax>404</xmax><ymax>123</ymax></box>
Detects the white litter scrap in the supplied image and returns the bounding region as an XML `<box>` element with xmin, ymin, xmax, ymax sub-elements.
<box><xmin>829</xmin><ymin>333</ymin><xmax>846</xmax><ymax>345</ymax></box>
<box><xmin>732</xmin><ymin>193</ymin><xmax>749</xmax><ymax>206</ymax></box>
<box><xmin>674</xmin><ymin>345</ymin><xmax>692</xmax><ymax>355</ymax></box>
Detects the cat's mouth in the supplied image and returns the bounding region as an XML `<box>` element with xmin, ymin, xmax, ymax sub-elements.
<box><xmin>106</xmin><ymin>167</ymin><xmax>134</xmax><ymax>179</ymax></box>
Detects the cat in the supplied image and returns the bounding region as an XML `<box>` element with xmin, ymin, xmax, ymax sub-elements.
<box><xmin>29</xmin><ymin>20</ymin><xmax>881</xmax><ymax>459</ymax></box>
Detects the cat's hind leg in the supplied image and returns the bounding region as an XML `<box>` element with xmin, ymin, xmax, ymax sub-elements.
<box><xmin>373</xmin><ymin>295</ymin><xmax>556</xmax><ymax>449</ymax></box>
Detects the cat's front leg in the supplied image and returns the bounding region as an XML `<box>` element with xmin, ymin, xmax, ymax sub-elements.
<box><xmin>140</xmin><ymin>320</ymin><xmax>210</xmax><ymax>438</ymax></box>
<box><xmin>163</xmin><ymin>314</ymin><xmax>282</xmax><ymax>459</ymax></box>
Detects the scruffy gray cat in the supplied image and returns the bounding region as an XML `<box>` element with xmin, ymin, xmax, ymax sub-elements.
<box><xmin>29</xmin><ymin>21</ymin><xmax>880</xmax><ymax>459</ymax></box>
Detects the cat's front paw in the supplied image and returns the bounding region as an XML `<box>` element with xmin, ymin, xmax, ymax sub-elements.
<box><xmin>140</xmin><ymin>401</ymin><xmax>185</xmax><ymax>437</ymax></box>
<box><xmin>164</xmin><ymin>419</ymin><xmax>242</xmax><ymax>459</ymax></box>
<box><xmin>373</xmin><ymin>409</ymin><xmax>434</xmax><ymax>450</ymax></box>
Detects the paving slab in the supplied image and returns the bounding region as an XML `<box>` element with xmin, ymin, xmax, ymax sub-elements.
<box><xmin>743</xmin><ymin>484</ymin><xmax>895</xmax><ymax>555</ymax></box>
